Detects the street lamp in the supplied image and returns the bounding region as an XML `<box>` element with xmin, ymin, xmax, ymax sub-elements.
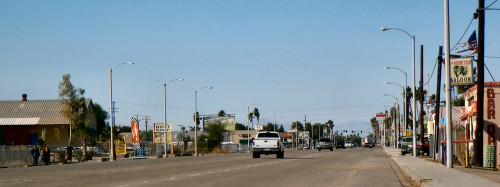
<box><xmin>247</xmin><ymin>102</ymin><xmax>260</xmax><ymax>152</ymax></box>
<box><xmin>385</xmin><ymin>80</ymin><xmax>405</xmax><ymax>146</ymax></box>
<box><xmin>109</xmin><ymin>61</ymin><xmax>134</xmax><ymax>161</ymax></box>
<box><xmin>384</xmin><ymin>94</ymin><xmax>399</xmax><ymax>149</ymax></box>
<box><xmin>163</xmin><ymin>78</ymin><xmax>184</xmax><ymax>158</ymax></box>
<box><xmin>381</xmin><ymin>26</ymin><xmax>417</xmax><ymax>157</ymax></box>
<box><xmin>194</xmin><ymin>86</ymin><xmax>212</xmax><ymax>156</ymax></box>
<box><xmin>384</xmin><ymin>66</ymin><xmax>407</xmax><ymax>137</ymax></box>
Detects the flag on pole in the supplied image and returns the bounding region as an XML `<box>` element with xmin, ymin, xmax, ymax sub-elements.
<box><xmin>456</xmin><ymin>30</ymin><xmax>477</xmax><ymax>56</ymax></box>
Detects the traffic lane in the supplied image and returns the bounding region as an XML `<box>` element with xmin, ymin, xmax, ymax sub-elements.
<box><xmin>141</xmin><ymin>147</ymin><xmax>402</xmax><ymax>187</ymax></box>
<box><xmin>0</xmin><ymin>147</ymin><xmax>404</xmax><ymax>187</ymax></box>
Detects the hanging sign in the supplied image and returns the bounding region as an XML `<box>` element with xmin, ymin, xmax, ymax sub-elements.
<box><xmin>450</xmin><ymin>57</ymin><xmax>474</xmax><ymax>86</ymax></box>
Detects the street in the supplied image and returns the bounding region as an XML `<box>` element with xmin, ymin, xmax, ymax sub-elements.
<box><xmin>0</xmin><ymin>146</ymin><xmax>415</xmax><ymax>187</ymax></box>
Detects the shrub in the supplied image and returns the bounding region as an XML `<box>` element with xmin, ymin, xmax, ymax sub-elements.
<box><xmin>56</xmin><ymin>151</ymin><xmax>67</xmax><ymax>163</ymax></box>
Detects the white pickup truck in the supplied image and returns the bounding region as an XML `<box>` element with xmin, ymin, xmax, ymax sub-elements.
<box><xmin>252</xmin><ymin>131</ymin><xmax>284</xmax><ymax>158</ymax></box>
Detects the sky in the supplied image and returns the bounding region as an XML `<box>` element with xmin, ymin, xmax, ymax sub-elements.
<box><xmin>1</xmin><ymin>1</ymin><xmax>499</xmax><ymax>136</ymax></box>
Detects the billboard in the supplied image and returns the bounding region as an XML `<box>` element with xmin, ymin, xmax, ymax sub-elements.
<box><xmin>450</xmin><ymin>57</ymin><xmax>474</xmax><ymax>86</ymax></box>
<box><xmin>376</xmin><ymin>113</ymin><xmax>387</xmax><ymax>121</ymax></box>
<box><xmin>153</xmin><ymin>123</ymin><xmax>172</xmax><ymax>144</ymax></box>
<box><xmin>131</xmin><ymin>120</ymin><xmax>140</xmax><ymax>147</ymax></box>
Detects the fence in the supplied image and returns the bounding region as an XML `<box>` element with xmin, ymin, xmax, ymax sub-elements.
<box><xmin>0</xmin><ymin>145</ymin><xmax>34</xmax><ymax>168</ymax></box>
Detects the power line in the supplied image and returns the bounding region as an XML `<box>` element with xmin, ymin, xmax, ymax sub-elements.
<box><xmin>451</xmin><ymin>18</ymin><xmax>474</xmax><ymax>52</ymax></box>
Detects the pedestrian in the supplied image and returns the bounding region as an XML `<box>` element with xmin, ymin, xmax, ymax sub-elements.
<box><xmin>41</xmin><ymin>145</ymin><xmax>51</xmax><ymax>165</ymax></box>
<box><xmin>66</xmin><ymin>142</ymin><xmax>74</xmax><ymax>163</ymax></box>
<box><xmin>31</xmin><ymin>145</ymin><xmax>40</xmax><ymax>165</ymax></box>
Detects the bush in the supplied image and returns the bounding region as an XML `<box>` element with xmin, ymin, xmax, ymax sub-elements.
<box><xmin>173</xmin><ymin>147</ymin><xmax>182</xmax><ymax>156</ymax></box>
<box><xmin>56</xmin><ymin>151</ymin><xmax>67</xmax><ymax>163</ymax></box>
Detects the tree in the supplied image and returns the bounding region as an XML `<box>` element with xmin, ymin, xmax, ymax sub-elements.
<box><xmin>218</xmin><ymin>110</ymin><xmax>226</xmax><ymax>117</ymax></box>
<box><xmin>193</xmin><ymin>112</ymin><xmax>201</xmax><ymax>131</ymax></box>
<box><xmin>234</xmin><ymin>122</ymin><xmax>247</xmax><ymax>130</ymax></box>
<box><xmin>58</xmin><ymin>74</ymin><xmax>90</xmax><ymax>160</ymax></box>
<box><xmin>326</xmin><ymin>120</ymin><xmax>334</xmax><ymax>138</ymax></box>
<box><xmin>206</xmin><ymin>123</ymin><xmax>226</xmax><ymax>152</ymax></box>
<box><xmin>262</xmin><ymin>123</ymin><xmax>275</xmax><ymax>131</ymax></box>
<box><xmin>248</xmin><ymin>112</ymin><xmax>254</xmax><ymax>129</ymax></box>
<box><xmin>93</xmin><ymin>103</ymin><xmax>109</xmax><ymax>138</ymax></box>
<box><xmin>253</xmin><ymin>108</ymin><xmax>260</xmax><ymax>125</ymax></box>
<box><xmin>278</xmin><ymin>125</ymin><xmax>285</xmax><ymax>133</ymax></box>
<box><xmin>370</xmin><ymin>117</ymin><xmax>379</xmax><ymax>141</ymax></box>
<box><xmin>291</xmin><ymin>121</ymin><xmax>304</xmax><ymax>131</ymax></box>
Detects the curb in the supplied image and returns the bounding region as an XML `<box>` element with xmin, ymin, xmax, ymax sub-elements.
<box><xmin>390</xmin><ymin>155</ymin><xmax>428</xmax><ymax>186</ymax></box>
<box><xmin>384</xmin><ymin>147</ymin><xmax>430</xmax><ymax>186</ymax></box>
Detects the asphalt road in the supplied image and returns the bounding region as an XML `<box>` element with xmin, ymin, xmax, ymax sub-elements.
<box><xmin>0</xmin><ymin>146</ymin><xmax>415</xmax><ymax>187</ymax></box>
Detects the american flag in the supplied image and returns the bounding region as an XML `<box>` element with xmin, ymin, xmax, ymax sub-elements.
<box><xmin>456</xmin><ymin>30</ymin><xmax>477</xmax><ymax>56</ymax></box>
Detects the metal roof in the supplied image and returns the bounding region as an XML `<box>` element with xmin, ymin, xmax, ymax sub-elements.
<box><xmin>0</xmin><ymin>99</ymin><xmax>92</xmax><ymax>125</ymax></box>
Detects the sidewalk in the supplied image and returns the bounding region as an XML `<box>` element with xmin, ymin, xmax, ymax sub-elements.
<box><xmin>383</xmin><ymin>146</ymin><xmax>499</xmax><ymax>186</ymax></box>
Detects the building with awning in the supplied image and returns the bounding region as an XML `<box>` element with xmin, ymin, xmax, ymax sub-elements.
<box><xmin>0</xmin><ymin>95</ymin><xmax>97</xmax><ymax>147</ymax></box>
<box><xmin>461</xmin><ymin>82</ymin><xmax>500</xmax><ymax>169</ymax></box>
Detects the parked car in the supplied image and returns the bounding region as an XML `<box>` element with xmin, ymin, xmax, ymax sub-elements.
<box><xmin>362</xmin><ymin>137</ymin><xmax>375</xmax><ymax>148</ymax></box>
<box><xmin>317</xmin><ymin>138</ymin><xmax>333</xmax><ymax>151</ymax></box>
<box><xmin>336</xmin><ymin>142</ymin><xmax>345</xmax><ymax>149</ymax></box>
<box><xmin>344</xmin><ymin>141</ymin><xmax>354</xmax><ymax>148</ymax></box>
<box><xmin>400</xmin><ymin>136</ymin><xmax>413</xmax><ymax>155</ymax></box>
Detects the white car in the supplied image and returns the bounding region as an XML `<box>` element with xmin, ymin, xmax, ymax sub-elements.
<box><xmin>344</xmin><ymin>141</ymin><xmax>354</xmax><ymax>149</ymax></box>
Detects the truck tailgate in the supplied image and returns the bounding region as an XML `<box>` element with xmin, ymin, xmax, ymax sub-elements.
<box><xmin>254</xmin><ymin>138</ymin><xmax>279</xmax><ymax>149</ymax></box>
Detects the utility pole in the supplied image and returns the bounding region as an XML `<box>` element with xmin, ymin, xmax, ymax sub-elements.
<box><xmin>435</xmin><ymin>46</ymin><xmax>443</xmax><ymax>160</ymax></box>
<box><xmin>304</xmin><ymin>115</ymin><xmax>307</xmax><ymax>148</ymax></box>
<box><xmin>142</xmin><ymin>116</ymin><xmax>150</xmax><ymax>141</ymax></box>
<box><xmin>419</xmin><ymin>45</ymin><xmax>425</xmax><ymax>156</ymax></box>
<box><xmin>474</xmin><ymin>0</ymin><xmax>485</xmax><ymax>167</ymax></box>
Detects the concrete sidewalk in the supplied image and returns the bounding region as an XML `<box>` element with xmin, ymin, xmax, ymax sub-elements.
<box><xmin>384</xmin><ymin>146</ymin><xmax>499</xmax><ymax>187</ymax></box>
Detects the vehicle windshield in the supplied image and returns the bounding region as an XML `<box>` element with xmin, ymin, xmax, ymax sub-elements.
<box><xmin>257</xmin><ymin>132</ymin><xmax>279</xmax><ymax>138</ymax></box>
<box><xmin>403</xmin><ymin>138</ymin><xmax>412</xmax><ymax>142</ymax></box>
<box><xmin>319</xmin><ymin>138</ymin><xmax>331</xmax><ymax>142</ymax></box>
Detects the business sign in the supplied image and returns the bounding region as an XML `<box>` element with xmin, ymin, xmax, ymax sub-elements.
<box><xmin>298</xmin><ymin>131</ymin><xmax>310</xmax><ymax>139</ymax></box>
<box><xmin>450</xmin><ymin>57</ymin><xmax>474</xmax><ymax>86</ymax></box>
<box><xmin>376</xmin><ymin>113</ymin><xmax>387</xmax><ymax>120</ymax></box>
<box><xmin>131</xmin><ymin>120</ymin><xmax>140</xmax><ymax>147</ymax></box>
<box><xmin>114</xmin><ymin>135</ymin><xmax>127</xmax><ymax>155</ymax></box>
<box><xmin>153</xmin><ymin>123</ymin><xmax>172</xmax><ymax>144</ymax></box>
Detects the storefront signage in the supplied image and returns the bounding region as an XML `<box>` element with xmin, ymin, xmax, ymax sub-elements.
<box><xmin>450</xmin><ymin>57</ymin><xmax>474</xmax><ymax>86</ymax></box>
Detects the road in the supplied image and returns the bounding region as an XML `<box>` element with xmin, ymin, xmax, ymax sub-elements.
<box><xmin>0</xmin><ymin>146</ymin><xmax>415</xmax><ymax>187</ymax></box>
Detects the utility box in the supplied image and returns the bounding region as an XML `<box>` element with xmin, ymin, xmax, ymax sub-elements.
<box><xmin>484</xmin><ymin>145</ymin><xmax>495</xmax><ymax>169</ymax></box>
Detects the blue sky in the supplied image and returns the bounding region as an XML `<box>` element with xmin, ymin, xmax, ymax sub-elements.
<box><xmin>1</xmin><ymin>1</ymin><xmax>499</xmax><ymax>135</ymax></box>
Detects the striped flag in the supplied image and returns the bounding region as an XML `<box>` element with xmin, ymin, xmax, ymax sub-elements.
<box><xmin>456</xmin><ymin>30</ymin><xmax>477</xmax><ymax>56</ymax></box>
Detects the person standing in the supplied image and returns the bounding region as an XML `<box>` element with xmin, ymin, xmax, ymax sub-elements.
<box><xmin>31</xmin><ymin>145</ymin><xmax>40</xmax><ymax>165</ymax></box>
<box><xmin>66</xmin><ymin>142</ymin><xmax>74</xmax><ymax>163</ymax></box>
<box><xmin>41</xmin><ymin>145</ymin><xmax>51</xmax><ymax>165</ymax></box>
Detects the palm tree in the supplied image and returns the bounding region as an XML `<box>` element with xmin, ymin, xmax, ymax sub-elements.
<box><xmin>248</xmin><ymin>112</ymin><xmax>254</xmax><ymax>129</ymax></box>
<box><xmin>326</xmin><ymin>120</ymin><xmax>334</xmax><ymax>138</ymax></box>
<box><xmin>370</xmin><ymin>117</ymin><xmax>379</xmax><ymax>140</ymax></box>
<box><xmin>253</xmin><ymin>108</ymin><xmax>260</xmax><ymax>126</ymax></box>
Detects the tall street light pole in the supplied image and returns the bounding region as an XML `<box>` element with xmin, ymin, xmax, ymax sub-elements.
<box><xmin>385</xmin><ymin>81</ymin><xmax>405</xmax><ymax>148</ymax></box>
<box><xmin>384</xmin><ymin>94</ymin><xmax>399</xmax><ymax>149</ymax></box>
<box><xmin>194</xmin><ymin>86</ymin><xmax>212</xmax><ymax>156</ymax></box>
<box><xmin>109</xmin><ymin>61</ymin><xmax>134</xmax><ymax>161</ymax></box>
<box><xmin>247</xmin><ymin>102</ymin><xmax>260</xmax><ymax>152</ymax></box>
<box><xmin>384</xmin><ymin>66</ymin><xmax>407</xmax><ymax>136</ymax></box>
<box><xmin>381</xmin><ymin>26</ymin><xmax>417</xmax><ymax>157</ymax></box>
<box><xmin>444</xmin><ymin>0</ymin><xmax>453</xmax><ymax>168</ymax></box>
<box><xmin>163</xmin><ymin>78</ymin><xmax>184</xmax><ymax>158</ymax></box>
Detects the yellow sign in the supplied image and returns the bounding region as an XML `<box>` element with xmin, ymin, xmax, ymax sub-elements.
<box><xmin>115</xmin><ymin>138</ymin><xmax>126</xmax><ymax>155</ymax></box>
<box><xmin>153</xmin><ymin>123</ymin><xmax>172</xmax><ymax>144</ymax></box>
